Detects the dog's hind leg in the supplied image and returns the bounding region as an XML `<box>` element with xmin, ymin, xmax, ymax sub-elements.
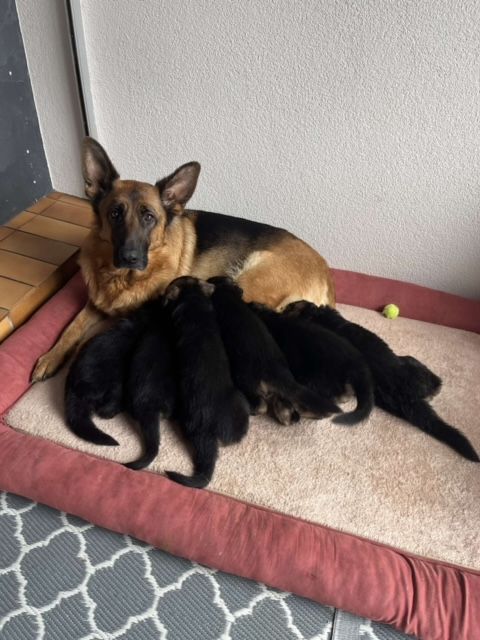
<box><xmin>124</xmin><ymin>411</ymin><xmax>161</xmax><ymax>470</ymax></box>
<box><xmin>236</xmin><ymin>241</ymin><xmax>334</xmax><ymax>310</ymax></box>
<box><xmin>166</xmin><ymin>432</ymin><xmax>218</xmax><ymax>488</ymax></box>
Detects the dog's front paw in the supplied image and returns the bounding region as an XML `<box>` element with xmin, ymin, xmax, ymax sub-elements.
<box><xmin>31</xmin><ymin>351</ymin><xmax>62</xmax><ymax>382</ymax></box>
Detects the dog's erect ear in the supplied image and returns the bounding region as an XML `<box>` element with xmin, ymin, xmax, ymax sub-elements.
<box><xmin>164</xmin><ymin>284</ymin><xmax>181</xmax><ymax>301</ymax></box>
<box><xmin>199</xmin><ymin>281</ymin><xmax>215</xmax><ymax>297</ymax></box>
<box><xmin>82</xmin><ymin>137</ymin><xmax>119</xmax><ymax>201</ymax></box>
<box><xmin>156</xmin><ymin>162</ymin><xmax>200</xmax><ymax>214</ymax></box>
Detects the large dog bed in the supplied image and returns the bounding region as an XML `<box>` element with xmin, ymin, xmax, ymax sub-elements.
<box><xmin>1</xmin><ymin>270</ymin><xmax>479</xmax><ymax>640</ymax></box>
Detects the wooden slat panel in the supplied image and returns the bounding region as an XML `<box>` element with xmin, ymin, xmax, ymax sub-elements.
<box><xmin>26</xmin><ymin>197</ymin><xmax>56</xmax><ymax>214</ymax></box>
<box><xmin>40</xmin><ymin>200</ymin><xmax>93</xmax><ymax>228</ymax></box>
<box><xmin>0</xmin><ymin>250</ymin><xmax>57</xmax><ymax>286</ymax></box>
<box><xmin>0</xmin><ymin>228</ymin><xmax>13</xmax><ymax>242</ymax></box>
<box><xmin>0</xmin><ymin>277</ymin><xmax>32</xmax><ymax>309</ymax></box>
<box><xmin>5</xmin><ymin>211</ymin><xmax>36</xmax><ymax>229</ymax></box>
<box><xmin>58</xmin><ymin>194</ymin><xmax>91</xmax><ymax>208</ymax></box>
<box><xmin>9</xmin><ymin>255</ymin><xmax>79</xmax><ymax>327</ymax></box>
<box><xmin>20</xmin><ymin>216</ymin><xmax>90</xmax><ymax>247</ymax></box>
<box><xmin>0</xmin><ymin>314</ymin><xmax>14</xmax><ymax>341</ymax></box>
<box><xmin>0</xmin><ymin>230</ymin><xmax>78</xmax><ymax>266</ymax></box>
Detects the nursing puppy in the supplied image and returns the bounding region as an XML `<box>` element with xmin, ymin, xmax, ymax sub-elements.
<box><xmin>65</xmin><ymin>308</ymin><xmax>151</xmax><ymax>445</ymax></box>
<box><xmin>285</xmin><ymin>302</ymin><xmax>479</xmax><ymax>462</ymax></box>
<box><xmin>251</xmin><ymin>304</ymin><xmax>374</xmax><ymax>425</ymax></box>
<box><xmin>163</xmin><ymin>276</ymin><xmax>250</xmax><ymax>488</ymax></box>
<box><xmin>123</xmin><ymin>302</ymin><xmax>177</xmax><ymax>470</ymax></box>
<box><xmin>208</xmin><ymin>276</ymin><xmax>340</xmax><ymax>423</ymax></box>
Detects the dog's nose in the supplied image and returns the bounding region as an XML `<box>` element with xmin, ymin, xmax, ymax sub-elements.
<box><xmin>121</xmin><ymin>249</ymin><xmax>138</xmax><ymax>265</ymax></box>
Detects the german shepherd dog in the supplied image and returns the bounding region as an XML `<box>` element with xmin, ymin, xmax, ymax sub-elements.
<box><xmin>31</xmin><ymin>137</ymin><xmax>334</xmax><ymax>382</ymax></box>
<box><xmin>284</xmin><ymin>301</ymin><xmax>479</xmax><ymax>461</ymax></box>
<box><xmin>251</xmin><ymin>303</ymin><xmax>374</xmax><ymax>425</ymax></box>
<box><xmin>208</xmin><ymin>276</ymin><xmax>340</xmax><ymax>423</ymax></box>
<box><xmin>163</xmin><ymin>276</ymin><xmax>250</xmax><ymax>488</ymax></box>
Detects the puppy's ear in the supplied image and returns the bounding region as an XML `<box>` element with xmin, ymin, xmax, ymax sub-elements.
<box><xmin>82</xmin><ymin>137</ymin><xmax>119</xmax><ymax>201</ymax></box>
<box><xmin>156</xmin><ymin>162</ymin><xmax>200</xmax><ymax>215</ymax></box>
<box><xmin>164</xmin><ymin>284</ymin><xmax>181</xmax><ymax>301</ymax></box>
<box><xmin>199</xmin><ymin>281</ymin><xmax>215</xmax><ymax>297</ymax></box>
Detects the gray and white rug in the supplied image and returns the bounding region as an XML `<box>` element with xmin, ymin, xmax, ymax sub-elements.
<box><xmin>0</xmin><ymin>492</ymin><xmax>415</xmax><ymax>639</ymax></box>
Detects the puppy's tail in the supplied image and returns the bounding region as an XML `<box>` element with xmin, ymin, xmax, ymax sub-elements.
<box><xmin>383</xmin><ymin>398</ymin><xmax>479</xmax><ymax>462</ymax></box>
<box><xmin>268</xmin><ymin>379</ymin><xmax>340</xmax><ymax>421</ymax></box>
<box><xmin>124</xmin><ymin>412</ymin><xmax>160</xmax><ymax>471</ymax></box>
<box><xmin>166</xmin><ymin>434</ymin><xmax>218</xmax><ymax>489</ymax></box>
<box><xmin>332</xmin><ymin>365</ymin><xmax>374</xmax><ymax>426</ymax></box>
<box><xmin>65</xmin><ymin>393</ymin><xmax>118</xmax><ymax>446</ymax></box>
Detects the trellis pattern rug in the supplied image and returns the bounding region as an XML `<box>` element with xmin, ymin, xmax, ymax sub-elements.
<box><xmin>0</xmin><ymin>491</ymin><xmax>414</xmax><ymax>639</ymax></box>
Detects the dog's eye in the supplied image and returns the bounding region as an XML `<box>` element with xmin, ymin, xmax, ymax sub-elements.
<box><xmin>110</xmin><ymin>205</ymin><xmax>123</xmax><ymax>220</ymax></box>
<box><xmin>143</xmin><ymin>212</ymin><xmax>155</xmax><ymax>225</ymax></box>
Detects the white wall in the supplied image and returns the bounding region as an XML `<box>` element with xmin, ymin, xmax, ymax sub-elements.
<box><xmin>81</xmin><ymin>2</ymin><xmax>480</xmax><ymax>296</ymax></box>
<box><xmin>16</xmin><ymin>0</ymin><xmax>85</xmax><ymax>195</ymax></box>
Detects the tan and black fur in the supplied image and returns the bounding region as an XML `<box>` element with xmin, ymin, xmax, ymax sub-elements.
<box><xmin>32</xmin><ymin>137</ymin><xmax>335</xmax><ymax>381</ymax></box>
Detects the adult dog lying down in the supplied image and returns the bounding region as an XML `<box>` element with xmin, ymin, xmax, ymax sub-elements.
<box><xmin>32</xmin><ymin>137</ymin><xmax>334</xmax><ymax>382</ymax></box>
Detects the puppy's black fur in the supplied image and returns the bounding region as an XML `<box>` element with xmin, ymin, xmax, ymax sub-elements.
<box><xmin>208</xmin><ymin>277</ymin><xmax>340</xmax><ymax>423</ymax></box>
<box><xmin>399</xmin><ymin>355</ymin><xmax>441</xmax><ymax>400</ymax></box>
<box><xmin>163</xmin><ymin>276</ymin><xmax>250</xmax><ymax>488</ymax></box>
<box><xmin>251</xmin><ymin>303</ymin><xmax>374</xmax><ymax>425</ymax></box>
<box><xmin>65</xmin><ymin>308</ymin><xmax>151</xmax><ymax>446</ymax></box>
<box><xmin>123</xmin><ymin>302</ymin><xmax>177</xmax><ymax>470</ymax></box>
<box><xmin>284</xmin><ymin>302</ymin><xmax>479</xmax><ymax>462</ymax></box>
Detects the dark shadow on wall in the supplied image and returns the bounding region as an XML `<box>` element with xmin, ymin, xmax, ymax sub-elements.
<box><xmin>0</xmin><ymin>0</ymin><xmax>51</xmax><ymax>223</ymax></box>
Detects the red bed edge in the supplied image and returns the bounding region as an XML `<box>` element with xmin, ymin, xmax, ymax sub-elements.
<box><xmin>0</xmin><ymin>269</ymin><xmax>478</xmax><ymax>640</ymax></box>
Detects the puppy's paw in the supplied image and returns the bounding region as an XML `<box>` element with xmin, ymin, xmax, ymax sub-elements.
<box><xmin>270</xmin><ymin>396</ymin><xmax>296</xmax><ymax>425</ymax></box>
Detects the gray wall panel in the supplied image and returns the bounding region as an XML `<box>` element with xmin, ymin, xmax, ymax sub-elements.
<box><xmin>0</xmin><ymin>0</ymin><xmax>51</xmax><ymax>223</ymax></box>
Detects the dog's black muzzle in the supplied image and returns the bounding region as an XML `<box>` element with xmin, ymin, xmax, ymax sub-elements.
<box><xmin>114</xmin><ymin>245</ymin><xmax>148</xmax><ymax>270</ymax></box>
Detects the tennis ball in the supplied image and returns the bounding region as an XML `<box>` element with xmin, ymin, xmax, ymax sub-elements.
<box><xmin>383</xmin><ymin>303</ymin><xmax>400</xmax><ymax>319</ymax></box>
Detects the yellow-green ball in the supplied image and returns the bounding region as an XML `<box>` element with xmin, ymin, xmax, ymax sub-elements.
<box><xmin>383</xmin><ymin>303</ymin><xmax>400</xmax><ymax>319</ymax></box>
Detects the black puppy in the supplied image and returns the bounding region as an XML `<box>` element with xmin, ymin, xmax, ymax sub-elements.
<box><xmin>65</xmin><ymin>307</ymin><xmax>152</xmax><ymax>446</ymax></box>
<box><xmin>284</xmin><ymin>301</ymin><xmax>479</xmax><ymax>462</ymax></box>
<box><xmin>251</xmin><ymin>303</ymin><xmax>374</xmax><ymax>425</ymax></box>
<box><xmin>123</xmin><ymin>302</ymin><xmax>177</xmax><ymax>470</ymax></box>
<box><xmin>163</xmin><ymin>276</ymin><xmax>250</xmax><ymax>488</ymax></box>
<box><xmin>208</xmin><ymin>276</ymin><xmax>340</xmax><ymax>423</ymax></box>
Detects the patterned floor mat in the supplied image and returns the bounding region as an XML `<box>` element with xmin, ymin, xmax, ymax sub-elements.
<box><xmin>0</xmin><ymin>492</ymin><xmax>415</xmax><ymax>639</ymax></box>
